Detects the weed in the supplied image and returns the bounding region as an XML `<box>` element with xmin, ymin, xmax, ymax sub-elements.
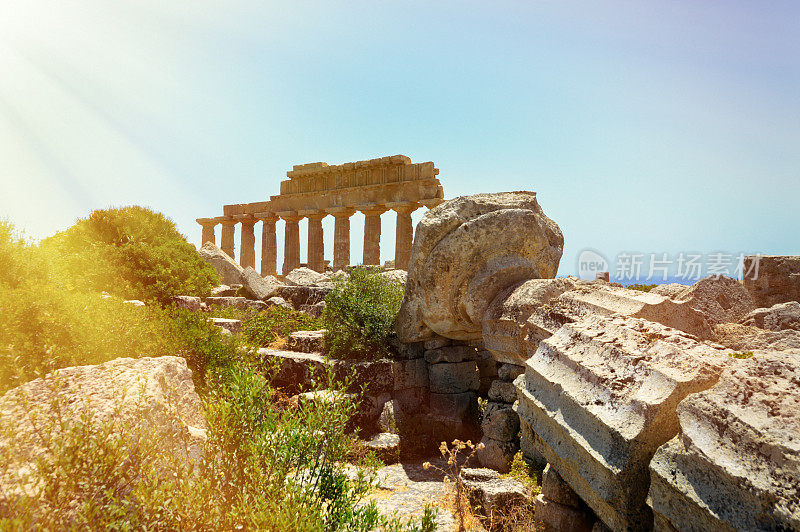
<box><xmin>424</xmin><ymin>440</ymin><xmax>483</xmax><ymax>532</ymax></box>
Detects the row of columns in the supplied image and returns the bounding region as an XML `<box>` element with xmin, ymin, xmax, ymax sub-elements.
<box><xmin>198</xmin><ymin>201</ymin><xmax>439</xmax><ymax>276</ymax></box>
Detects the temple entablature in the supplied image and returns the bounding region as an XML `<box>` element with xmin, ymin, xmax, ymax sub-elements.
<box><xmin>197</xmin><ymin>155</ymin><xmax>444</xmax><ymax>276</ymax></box>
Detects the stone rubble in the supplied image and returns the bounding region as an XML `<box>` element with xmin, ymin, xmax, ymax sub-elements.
<box><xmin>740</xmin><ymin>300</ymin><xmax>800</xmax><ymax>331</ymax></box>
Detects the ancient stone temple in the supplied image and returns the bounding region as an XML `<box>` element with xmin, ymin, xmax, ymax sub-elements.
<box><xmin>196</xmin><ymin>155</ymin><xmax>444</xmax><ymax>274</ymax></box>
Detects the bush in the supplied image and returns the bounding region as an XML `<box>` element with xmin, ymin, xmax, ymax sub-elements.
<box><xmin>40</xmin><ymin>206</ymin><xmax>219</xmax><ymax>303</ymax></box>
<box><xmin>214</xmin><ymin>306</ymin><xmax>323</xmax><ymax>348</ymax></box>
<box><xmin>322</xmin><ymin>267</ymin><xmax>405</xmax><ymax>360</ymax></box>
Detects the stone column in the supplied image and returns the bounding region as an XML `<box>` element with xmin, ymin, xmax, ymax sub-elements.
<box><xmin>196</xmin><ymin>218</ymin><xmax>219</xmax><ymax>246</ymax></box>
<box><xmin>256</xmin><ymin>212</ymin><xmax>278</xmax><ymax>277</ymax></box>
<box><xmin>220</xmin><ymin>218</ymin><xmax>237</xmax><ymax>259</ymax></box>
<box><xmin>279</xmin><ymin>212</ymin><xmax>302</xmax><ymax>274</ymax></box>
<box><xmin>301</xmin><ymin>210</ymin><xmax>327</xmax><ymax>273</ymax></box>
<box><xmin>329</xmin><ymin>207</ymin><xmax>356</xmax><ymax>270</ymax></box>
<box><xmin>388</xmin><ymin>202</ymin><xmax>419</xmax><ymax>271</ymax></box>
<box><xmin>359</xmin><ymin>205</ymin><xmax>388</xmax><ymax>266</ymax></box>
<box><xmin>235</xmin><ymin>214</ymin><xmax>256</xmax><ymax>269</ymax></box>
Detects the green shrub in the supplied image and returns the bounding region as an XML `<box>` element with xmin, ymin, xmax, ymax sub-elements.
<box><xmin>627</xmin><ymin>284</ymin><xmax>657</xmax><ymax>292</ymax></box>
<box><xmin>322</xmin><ymin>267</ymin><xmax>405</xmax><ymax>360</ymax></box>
<box><xmin>214</xmin><ymin>306</ymin><xmax>323</xmax><ymax>347</ymax></box>
<box><xmin>728</xmin><ymin>351</ymin><xmax>754</xmax><ymax>359</ymax></box>
<box><xmin>40</xmin><ymin>206</ymin><xmax>219</xmax><ymax>303</ymax></box>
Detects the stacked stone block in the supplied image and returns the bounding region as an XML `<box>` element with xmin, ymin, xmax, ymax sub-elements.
<box><xmin>423</xmin><ymin>337</ymin><xmax>481</xmax><ymax>442</ymax></box>
<box><xmin>535</xmin><ymin>464</ymin><xmax>595</xmax><ymax>532</ymax></box>
<box><xmin>476</xmin><ymin>363</ymin><xmax>524</xmax><ymax>473</ymax></box>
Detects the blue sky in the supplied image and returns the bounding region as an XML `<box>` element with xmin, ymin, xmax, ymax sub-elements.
<box><xmin>1</xmin><ymin>0</ymin><xmax>798</xmax><ymax>278</ymax></box>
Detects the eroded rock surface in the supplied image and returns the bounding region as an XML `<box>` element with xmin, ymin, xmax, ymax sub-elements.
<box><xmin>396</xmin><ymin>192</ymin><xmax>563</xmax><ymax>342</ymax></box>
<box><xmin>648</xmin><ymin>350</ymin><xmax>800</xmax><ymax>531</ymax></box>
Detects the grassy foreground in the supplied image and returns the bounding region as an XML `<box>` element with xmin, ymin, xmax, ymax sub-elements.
<box><xmin>0</xmin><ymin>211</ymin><xmax>435</xmax><ymax>531</ymax></box>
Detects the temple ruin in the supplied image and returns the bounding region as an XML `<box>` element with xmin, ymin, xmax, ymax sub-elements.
<box><xmin>196</xmin><ymin>155</ymin><xmax>444</xmax><ymax>274</ymax></box>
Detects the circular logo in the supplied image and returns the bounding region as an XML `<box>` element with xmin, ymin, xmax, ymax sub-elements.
<box><xmin>577</xmin><ymin>249</ymin><xmax>609</xmax><ymax>280</ymax></box>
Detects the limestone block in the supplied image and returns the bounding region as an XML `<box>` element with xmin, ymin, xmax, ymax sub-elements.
<box><xmin>475</xmin><ymin>437</ymin><xmax>518</xmax><ymax>473</ymax></box>
<box><xmin>429</xmin><ymin>391</ymin><xmax>478</xmax><ymax>419</ymax></box>
<box><xmin>210</xmin><ymin>284</ymin><xmax>232</xmax><ymax>296</ymax></box>
<box><xmin>240</xmin><ymin>267</ymin><xmax>282</xmax><ymax>300</ymax></box>
<box><xmin>542</xmin><ymin>464</ymin><xmax>582</xmax><ymax>509</ymax></box>
<box><xmin>488</xmin><ymin>380</ymin><xmax>517</xmax><ymax>404</ymax></box>
<box><xmin>256</xmin><ymin>348</ymin><xmax>330</xmax><ymax>393</ymax></box>
<box><xmin>743</xmin><ymin>255</ymin><xmax>800</xmax><ymax>308</ymax></box>
<box><xmin>275</xmin><ymin>285</ymin><xmax>332</xmax><ymax>308</ymax></box>
<box><xmin>332</xmin><ymin>358</ymin><xmax>394</xmax><ymax>396</ymax></box>
<box><xmin>123</xmin><ymin>299</ymin><xmax>145</xmax><ymax>307</ymax></box>
<box><xmin>465</xmin><ymin>475</ymin><xmax>529</xmax><ymax>516</ymax></box>
<box><xmin>299</xmin><ymin>301</ymin><xmax>326</xmax><ymax>319</ymax></box>
<box><xmin>286</xmin><ymin>329</ymin><xmax>327</xmax><ymax>353</ymax></box>
<box><xmin>210</xmin><ymin>318</ymin><xmax>241</xmax><ymax>333</ymax></box>
<box><xmin>650</xmin><ymin>283</ymin><xmax>689</xmax><ymax>299</ymax></box>
<box><xmin>428</xmin><ymin>361</ymin><xmax>480</xmax><ymax>394</ymax></box>
<box><xmin>380</xmin><ymin>269</ymin><xmax>408</xmax><ymax>286</ymax></box>
<box><xmin>171</xmin><ymin>295</ymin><xmax>202</xmax><ymax>312</ymax></box>
<box><xmin>198</xmin><ymin>242</ymin><xmax>244</xmax><ymax>285</ymax></box>
<box><xmin>482</xmin><ymin>277</ymin><xmax>578</xmax><ymax>365</ymax></box>
<box><xmin>423</xmin><ymin>345</ymin><xmax>478</xmax><ymax>364</ymax></box>
<box><xmin>476</xmin><ymin>349</ymin><xmax>499</xmax><ymax>378</ymax></box>
<box><xmin>285</xmin><ymin>266</ymin><xmax>331</xmax><ymax>286</ymax></box>
<box><xmin>535</xmin><ymin>494</ymin><xmax>594</xmax><ymax>532</ymax></box>
<box><xmin>740</xmin><ymin>301</ymin><xmax>800</xmax><ymax>331</ymax></box>
<box><xmin>244</xmin><ymin>300</ymin><xmax>269</xmax><ymax>311</ymax></box>
<box><xmin>516</xmin><ymin>314</ymin><xmax>729</xmax><ymax>531</ymax></box>
<box><xmin>391</xmin><ymin>358</ymin><xmax>429</xmax><ymax>390</ymax></box>
<box><xmin>391</xmin><ymin>340</ymin><xmax>425</xmax><ymax>360</ymax></box>
<box><xmin>393</xmin><ymin>387</ymin><xmax>428</xmax><ymax>415</ymax></box>
<box><xmin>365</xmin><ymin>432</ymin><xmax>400</xmax><ymax>464</ymax></box>
<box><xmin>205</xmin><ymin>296</ymin><xmax>247</xmax><ymax>310</ymax></box>
<box><xmin>648</xmin><ymin>351</ymin><xmax>800</xmax><ymax>532</ymax></box>
<box><xmin>395</xmin><ymin>192</ymin><xmax>564</xmax><ymax>342</ymax></box>
<box><xmin>424</xmin><ymin>337</ymin><xmax>451</xmax><ymax>350</ymax></box>
<box><xmin>498</xmin><ymin>363</ymin><xmax>524</xmax><ymax>382</ymax></box>
<box><xmin>265</xmin><ymin>296</ymin><xmax>293</xmax><ymax>310</ymax></box>
<box><xmin>481</xmin><ymin>402</ymin><xmax>519</xmax><ymax>442</ymax></box>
